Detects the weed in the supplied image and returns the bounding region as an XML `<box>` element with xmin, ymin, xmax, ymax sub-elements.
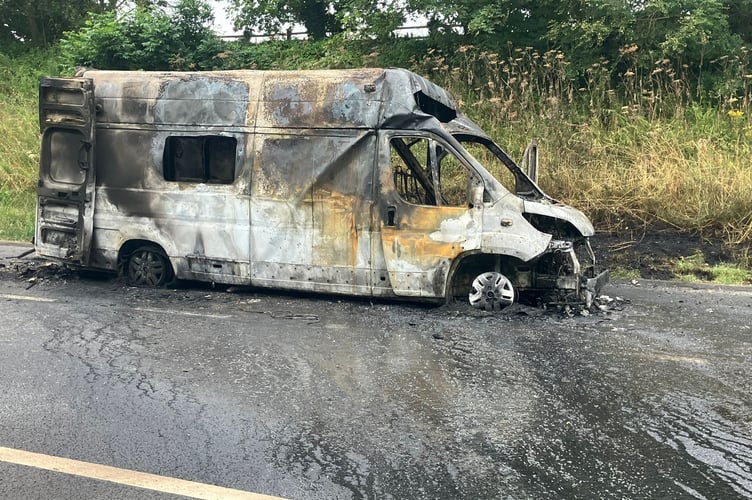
<box><xmin>609</xmin><ymin>267</ymin><xmax>642</xmax><ymax>281</ymax></box>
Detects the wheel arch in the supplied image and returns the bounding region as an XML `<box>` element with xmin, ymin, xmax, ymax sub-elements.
<box><xmin>117</xmin><ymin>239</ymin><xmax>175</xmax><ymax>279</ymax></box>
<box><xmin>118</xmin><ymin>239</ymin><xmax>167</xmax><ymax>261</ymax></box>
<box><xmin>444</xmin><ymin>250</ymin><xmax>527</xmax><ymax>302</ymax></box>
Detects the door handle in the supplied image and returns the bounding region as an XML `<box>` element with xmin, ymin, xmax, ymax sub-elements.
<box><xmin>386</xmin><ymin>206</ymin><xmax>396</xmax><ymax>227</ymax></box>
<box><xmin>78</xmin><ymin>141</ymin><xmax>91</xmax><ymax>170</ymax></box>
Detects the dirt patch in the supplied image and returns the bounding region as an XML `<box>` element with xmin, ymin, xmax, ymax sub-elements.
<box><xmin>591</xmin><ymin>228</ymin><xmax>749</xmax><ymax>281</ymax></box>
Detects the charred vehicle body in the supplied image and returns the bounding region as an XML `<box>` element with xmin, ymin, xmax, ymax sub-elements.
<box><xmin>35</xmin><ymin>68</ymin><xmax>608</xmax><ymax>309</ymax></box>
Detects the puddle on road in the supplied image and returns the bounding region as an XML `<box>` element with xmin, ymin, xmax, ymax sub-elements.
<box><xmin>642</xmin><ymin>392</ymin><xmax>752</xmax><ymax>498</ymax></box>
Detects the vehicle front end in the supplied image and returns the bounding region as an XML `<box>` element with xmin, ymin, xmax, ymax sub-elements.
<box><xmin>444</xmin><ymin>114</ymin><xmax>608</xmax><ymax>310</ymax></box>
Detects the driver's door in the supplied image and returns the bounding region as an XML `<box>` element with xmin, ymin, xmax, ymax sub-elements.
<box><xmin>376</xmin><ymin>133</ymin><xmax>483</xmax><ymax>298</ymax></box>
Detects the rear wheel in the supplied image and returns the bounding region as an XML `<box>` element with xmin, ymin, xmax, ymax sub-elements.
<box><xmin>126</xmin><ymin>246</ymin><xmax>174</xmax><ymax>287</ymax></box>
<box><xmin>469</xmin><ymin>272</ymin><xmax>515</xmax><ymax>311</ymax></box>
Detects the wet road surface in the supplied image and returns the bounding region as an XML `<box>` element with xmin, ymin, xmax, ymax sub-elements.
<box><xmin>1</xmin><ymin>245</ymin><xmax>751</xmax><ymax>499</ymax></box>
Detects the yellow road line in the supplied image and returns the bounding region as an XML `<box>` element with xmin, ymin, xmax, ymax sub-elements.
<box><xmin>0</xmin><ymin>446</ymin><xmax>285</xmax><ymax>500</ymax></box>
<box><xmin>0</xmin><ymin>294</ymin><xmax>56</xmax><ymax>303</ymax></box>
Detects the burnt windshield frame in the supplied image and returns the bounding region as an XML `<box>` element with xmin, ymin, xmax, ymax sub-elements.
<box><xmin>452</xmin><ymin>134</ymin><xmax>546</xmax><ymax>200</ymax></box>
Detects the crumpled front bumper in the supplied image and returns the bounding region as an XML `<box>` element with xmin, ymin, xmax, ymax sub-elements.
<box><xmin>581</xmin><ymin>269</ymin><xmax>610</xmax><ymax>307</ymax></box>
<box><xmin>585</xmin><ymin>269</ymin><xmax>610</xmax><ymax>295</ymax></box>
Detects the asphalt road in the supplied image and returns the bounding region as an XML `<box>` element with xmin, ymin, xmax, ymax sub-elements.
<box><xmin>1</xmin><ymin>243</ymin><xmax>751</xmax><ymax>499</ymax></box>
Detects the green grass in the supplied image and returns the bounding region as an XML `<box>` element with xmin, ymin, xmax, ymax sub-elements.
<box><xmin>674</xmin><ymin>251</ymin><xmax>752</xmax><ymax>284</ymax></box>
<box><xmin>609</xmin><ymin>267</ymin><xmax>642</xmax><ymax>281</ymax></box>
<box><xmin>0</xmin><ymin>189</ymin><xmax>35</xmax><ymax>242</ymax></box>
<box><xmin>0</xmin><ymin>49</ymin><xmax>62</xmax><ymax>243</ymax></box>
<box><xmin>0</xmin><ymin>48</ymin><xmax>62</xmax><ymax>195</ymax></box>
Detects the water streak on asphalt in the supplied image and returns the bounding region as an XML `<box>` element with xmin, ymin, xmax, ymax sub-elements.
<box><xmin>643</xmin><ymin>392</ymin><xmax>752</xmax><ymax>498</ymax></box>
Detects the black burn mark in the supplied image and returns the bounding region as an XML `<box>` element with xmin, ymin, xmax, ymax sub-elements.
<box><xmin>432</xmin><ymin>258</ymin><xmax>450</xmax><ymax>296</ymax></box>
<box><xmin>267</xmin><ymin>84</ymin><xmax>313</xmax><ymax>128</ymax></box>
<box><xmin>96</xmin><ymin>129</ymin><xmax>150</xmax><ymax>215</ymax></box>
<box><xmin>256</xmin><ymin>135</ymin><xmax>312</xmax><ymax>202</ymax></box>
<box><xmin>120</xmin><ymin>98</ymin><xmax>149</xmax><ymax>123</ymax></box>
<box><xmin>154</xmin><ymin>76</ymin><xmax>249</xmax><ymax>126</ymax></box>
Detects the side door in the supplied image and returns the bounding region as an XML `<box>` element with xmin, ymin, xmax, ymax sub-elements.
<box><xmin>376</xmin><ymin>132</ymin><xmax>484</xmax><ymax>298</ymax></box>
<box><xmin>35</xmin><ymin>77</ymin><xmax>96</xmax><ymax>265</ymax></box>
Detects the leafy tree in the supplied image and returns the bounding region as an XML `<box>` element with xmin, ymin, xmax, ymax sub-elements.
<box><xmin>0</xmin><ymin>0</ymin><xmax>188</xmax><ymax>48</ymax></box>
<box><xmin>227</xmin><ymin>0</ymin><xmax>342</xmax><ymax>39</ymax></box>
<box><xmin>336</xmin><ymin>0</ymin><xmax>405</xmax><ymax>39</ymax></box>
<box><xmin>0</xmin><ymin>0</ymin><xmax>106</xmax><ymax>47</ymax></box>
<box><xmin>643</xmin><ymin>0</ymin><xmax>740</xmax><ymax>62</ymax></box>
<box><xmin>726</xmin><ymin>0</ymin><xmax>752</xmax><ymax>44</ymax></box>
<box><xmin>61</xmin><ymin>0</ymin><xmax>223</xmax><ymax>70</ymax></box>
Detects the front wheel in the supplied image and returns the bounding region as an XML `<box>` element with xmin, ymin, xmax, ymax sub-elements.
<box><xmin>469</xmin><ymin>272</ymin><xmax>515</xmax><ymax>311</ymax></box>
<box><xmin>126</xmin><ymin>246</ymin><xmax>174</xmax><ymax>287</ymax></box>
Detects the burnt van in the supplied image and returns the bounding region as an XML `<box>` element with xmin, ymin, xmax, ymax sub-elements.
<box><xmin>35</xmin><ymin>68</ymin><xmax>607</xmax><ymax>310</ymax></box>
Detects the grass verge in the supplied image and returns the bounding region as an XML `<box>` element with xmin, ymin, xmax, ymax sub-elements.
<box><xmin>0</xmin><ymin>189</ymin><xmax>35</xmax><ymax>242</ymax></box>
<box><xmin>674</xmin><ymin>251</ymin><xmax>752</xmax><ymax>284</ymax></box>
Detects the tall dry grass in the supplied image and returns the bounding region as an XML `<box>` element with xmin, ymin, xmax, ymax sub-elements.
<box><xmin>413</xmin><ymin>45</ymin><xmax>752</xmax><ymax>246</ymax></box>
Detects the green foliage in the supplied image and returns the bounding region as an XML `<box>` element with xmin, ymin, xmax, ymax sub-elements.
<box><xmin>0</xmin><ymin>0</ymin><xmax>107</xmax><ymax>48</ymax></box>
<box><xmin>60</xmin><ymin>0</ymin><xmax>223</xmax><ymax>70</ymax></box>
<box><xmin>337</xmin><ymin>0</ymin><xmax>405</xmax><ymax>40</ymax></box>
<box><xmin>228</xmin><ymin>0</ymin><xmax>342</xmax><ymax>40</ymax></box>
<box><xmin>609</xmin><ymin>267</ymin><xmax>642</xmax><ymax>280</ymax></box>
<box><xmin>546</xmin><ymin>0</ymin><xmax>745</xmax><ymax>77</ymax></box>
<box><xmin>0</xmin><ymin>47</ymin><xmax>66</xmax><ymax>99</ymax></box>
<box><xmin>0</xmin><ymin>48</ymin><xmax>65</xmax><ymax>195</ymax></box>
<box><xmin>218</xmin><ymin>35</ymin><xmax>372</xmax><ymax>70</ymax></box>
<box><xmin>0</xmin><ymin>49</ymin><xmax>55</xmax><ymax>242</ymax></box>
<box><xmin>727</xmin><ymin>0</ymin><xmax>752</xmax><ymax>44</ymax></box>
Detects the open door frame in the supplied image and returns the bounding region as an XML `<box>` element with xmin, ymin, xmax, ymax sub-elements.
<box><xmin>35</xmin><ymin>77</ymin><xmax>96</xmax><ymax>265</ymax></box>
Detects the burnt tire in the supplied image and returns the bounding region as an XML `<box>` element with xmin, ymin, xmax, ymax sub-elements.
<box><xmin>469</xmin><ymin>272</ymin><xmax>515</xmax><ymax>311</ymax></box>
<box><xmin>126</xmin><ymin>246</ymin><xmax>174</xmax><ymax>287</ymax></box>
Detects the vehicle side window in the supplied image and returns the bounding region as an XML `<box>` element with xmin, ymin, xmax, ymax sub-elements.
<box><xmin>163</xmin><ymin>136</ymin><xmax>236</xmax><ymax>184</ymax></box>
<box><xmin>459</xmin><ymin>140</ymin><xmax>517</xmax><ymax>194</ymax></box>
<box><xmin>391</xmin><ymin>137</ymin><xmax>433</xmax><ymax>205</ymax></box>
<box><xmin>435</xmin><ymin>144</ymin><xmax>470</xmax><ymax>206</ymax></box>
<box><xmin>390</xmin><ymin>136</ymin><xmax>470</xmax><ymax>207</ymax></box>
